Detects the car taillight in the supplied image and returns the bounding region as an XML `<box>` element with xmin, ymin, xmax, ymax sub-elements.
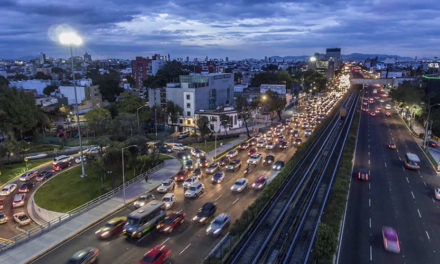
<box><xmin>397</xmin><ymin>241</ymin><xmax>400</xmax><ymax>251</ymax></box>
<box><xmin>406</xmin><ymin>162</ymin><xmax>410</xmax><ymax>167</ymax></box>
<box><xmin>384</xmin><ymin>238</ymin><xmax>388</xmax><ymax>248</ymax></box>
<box><xmin>94</xmin><ymin>249</ymin><xmax>99</xmax><ymax>255</ymax></box>
<box><xmin>366</xmin><ymin>175</ymin><xmax>369</xmax><ymax>181</ymax></box>
<box><xmin>357</xmin><ymin>172</ymin><xmax>360</xmax><ymax>179</ymax></box>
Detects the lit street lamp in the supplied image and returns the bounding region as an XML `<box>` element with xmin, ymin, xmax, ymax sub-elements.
<box><xmin>58</xmin><ymin>29</ymin><xmax>86</xmax><ymax>178</ymax></box>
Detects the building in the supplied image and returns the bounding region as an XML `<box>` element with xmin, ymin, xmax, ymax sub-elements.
<box><xmin>260</xmin><ymin>84</ymin><xmax>286</xmax><ymax>95</ymax></box>
<box><xmin>131</xmin><ymin>55</ymin><xmax>166</xmax><ymax>89</ymax></box>
<box><xmin>84</xmin><ymin>52</ymin><xmax>92</xmax><ymax>63</ymax></box>
<box><xmin>195</xmin><ymin>107</ymin><xmax>241</xmax><ymax>133</ymax></box>
<box><xmin>39</xmin><ymin>52</ymin><xmax>46</xmax><ymax>65</ymax></box>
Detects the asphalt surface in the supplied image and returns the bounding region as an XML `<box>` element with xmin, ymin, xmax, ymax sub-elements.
<box><xmin>339</xmin><ymin>86</ymin><xmax>440</xmax><ymax>264</ymax></box>
<box><xmin>30</xmin><ymin>97</ymin><xmax>343</xmax><ymax>264</ymax></box>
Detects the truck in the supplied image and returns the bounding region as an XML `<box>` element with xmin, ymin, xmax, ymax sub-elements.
<box><xmin>340</xmin><ymin>107</ymin><xmax>347</xmax><ymax>120</ymax></box>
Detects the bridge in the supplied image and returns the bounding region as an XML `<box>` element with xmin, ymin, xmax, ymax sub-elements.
<box><xmin>350</xmin><ymin>77</ymin><xmax>416</xmax><ymax>88</ymax></box>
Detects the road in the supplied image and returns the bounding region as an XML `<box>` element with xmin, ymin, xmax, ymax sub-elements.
<box><xmin>31</xmin><ymin>93</ymin><xmax>343</xmax><ymax>264</ymax></box>
<box><xmin>339</xmin><ymin>85</ymin><xmax>440</xmax><ymax>264</ymax></box>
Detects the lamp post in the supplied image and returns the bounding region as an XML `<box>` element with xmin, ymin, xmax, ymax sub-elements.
<box><xmin>59</xmin><ymin>30</ymin><xmax>86</xmax><ymax>178</ymax></box>
<box><xmin>121</xmin><ymin>145</ymin><xmax>137</xmax><ymax>204</ymax></box>
<box><xmin>423</xmin><ymin>103</ymin><xmax>440</xmax><ymax>148</ymax></box>
<box><xmin>136</xmin><ymin>104</ymin><xmax>148</xmax><ymax>132</ymax></box>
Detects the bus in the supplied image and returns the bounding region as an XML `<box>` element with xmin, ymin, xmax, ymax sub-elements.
<box><xmin>123</xmin><ymin>200</ymin><xmax>165</xmax><ymax>239</ymax></box>
<box><xmin>404</xmin><ymin>153</ymin><xmax>421</xmax><ymax>170</ymax></box>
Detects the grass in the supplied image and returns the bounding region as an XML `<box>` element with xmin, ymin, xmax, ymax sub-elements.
<box><xmin>25</xmin><ymin>143</ymin><xmax>59</xmax><ymax>153</ymax></box>
<box><xmin>189</xmin><ymin>137</ymin><xmax>239</xmax><ymax>153</ymax></box>
<box><xmin>0</xmin><ymin>158</ymin><xmax>53</xmax><ymax>185</ymax></box>
<box><xmin>34</xmin><ymin>155</ymin><xmax>170</xmax><ymax>213</ymax></box>
<box><xmin>422</xmin><ymin>148</ymin><xmax>440</xmax><ymax>172</ymax></box>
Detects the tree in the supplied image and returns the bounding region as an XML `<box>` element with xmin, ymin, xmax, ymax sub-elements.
<box><xmin>197</xmin><ymin>116</ymin><xmax>211</xmax><ymax>140</ymax></box>
<box><xmin>90</xmin><ymin>70</ymin><xmax>123</xmax><ymax>102</ymax></box>
<box><xmin>314</xmin><ymin>223</ymin><xmax>337</xmax><ymax>262</ymax></box>
<box><xmin>125</xmin><ymin>75</ymin><xmax>135</xmax><ymax>88</ymax></box>
<box><xmin>234</xmin><ymin>72</ymin><xmax>243</xmax><ymax>84</ymax></box>
<box><xmin>43</xmin><ymin>84</ymin><xmax>58</xmax><ymax>96</ymax></box>
<box><xmin>34</xmin><ymin>72</ymin><xmax>52</xmax><ymax>80</ymax></box>
<box><xmin>51</xmin><ymin>67</ymin><xmax>65</xmax><ymax>74</ymax></box>
<box><xmin>117</xmin><ymin>91</ymin><xmax>144</xmax><ymax>113</ymax></box>
<box><xmin>220</xmin><ymin>114</ymin><xmax>230</xmax><ymax>135</ymax></box>
<box><xmin>263</xmin><ymin>90</ymin><xmax>286</xmax><ymax>121</ymax></box>
<box><xmin>235</xmin><ymin>95</ymin><xmax>257</xmax><ymax>138</ymax></box>
<box><xmin>262</xmin><ymin>64</ymin><xmax>279</xmax><ymax>72</ymax></box>
<box><xmin>143</xmin><ymin>61</ymin><xmax>191</xmax><ymax>88</ymax></box>
<box><xmin>84</xmin><ymin>107</ymin><xmax>111</xmax><ymax>136</ymax></box>
<box><xmin>0</xmin><ymin>76</ymin><xmax>8</xmax><ymax>86</ymax></box>
<box><xmin>166</xmin><ymin>101</ymin><xmax>183</xmax><ymax>125</ymax></box>
<box><xmin>111</xmin><ymin>112</ymin><xmax>136</xmax><ymax>140</ymax></box>
<box><xmin>390</xmin><ymin>81</ymin><xmax>424</xmax><ymax>106</ymax></box>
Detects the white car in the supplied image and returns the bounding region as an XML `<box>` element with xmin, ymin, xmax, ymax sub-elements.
<box><xmin>256</xmin><ymin>140</ymin><xmax>266</xmax><ymax>148</ymax></box>
<box><xmin>305</xmin><ymin>129</ymin><xmax>312</xmax><ymax>136</ymax></box>
<box><xmin>52</xmin><ymin>155</ymin><xmax>73</xmax><ymax>164</ymax></box>
<box><xmin>162</xmin><ymin>193</ymin><xmax>175</xmax><ymax>210</ymax></box>
<box><xmin>133</xmin><ymin>193</ymin><xmax>155</xmax><ymax>208</ymax></box>
<box><xmin>226</xmin><ymin>149</ymin><xmax>238</xmax><ymax>159</ymax></box>
<box><xmin>19</xmin><ymin>170</ymin><xmax>38</xmax><ymax>181</ymax></box>
<box><xmin>206</xmin><ymin>213</ymin><xmax>231</xmax><ymax>237</ymax></box>
<box><xmin>13</xmin><ymin>212</ymin><xmax>31</xmax><ymax>226</ymax></box>
<box><xmin>172</xmin><ymin>143</ymin><xmax>186</xmax><ymax>151</ymax></box>
<box><xmin>435</xmin><ymin>188</ymin><xmax>440</xmax><ymax>200</ymax></box>
<box><xmin>157</xmin><ymin>179</ymin><xmax>175</xmax><ymax>193</ymax></box>
<box><xmin>183</xmin><ymin>175</ymin><xmax>199</xmax><ymax>189</ymax></box>
<box><xmin>12</xmin><ymin>194</ymin><xmax>25</xmax><ymax>208</ymax></box>
<box><xmin>86</xmin><ymin>146</ymin><xmax>100</xmax><ymax>154</ymax></box>
<box><xmin>385</xmin><ymin>104</ymin><xmax>391</xmax><ymax>110</ymax></box>
<box><xmin>0</xmin><ymin>184</ymin><xmax>17</xmax><ymax>196</ymax></box>
<box><xmin>247</xmin><ymin>154</ymin><xmax>262</xmax><ymax>165</ymax></box>
<box><xmin>266</xmin><ymin>142</ymin><xmax>275</xmax><ymax>150</ymax></box>
<box><xmin>184</xmin><ymin>182</ymin><xmax>205</xmax><ymax>198</ymax></box>
<box><xmin>231</xmin><ymin>178</ymin><xmax>248</xmax><ymax>192</ymax></box>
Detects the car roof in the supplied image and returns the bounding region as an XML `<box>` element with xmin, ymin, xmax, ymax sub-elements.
<box><xmin>108</xmin><ymin>216</ymin><xmax>126</xmax><ymax>224</ymax></box>
<box><xmin>383</xmin><ymin>227</ymin><xmax>398</xmax><ymax>240</ymax></box>
<box><xmin>164</xmin><ymin>193</ymin><xmax>174</xmax><ymax>198</ymax></box>
<box><xmin>202</xmin><ymin>202</ymin><xmax>214</xmax><ymax>209</ymax></box>
<box><xmin>71</xmin><ymin>247</ymin><xmax>94</xmax><ymax>260</ymax></box>
<box><xmin>215</xmin><ymin>213</ymin><xmax>230</xmax><ymax>221</ymax></box>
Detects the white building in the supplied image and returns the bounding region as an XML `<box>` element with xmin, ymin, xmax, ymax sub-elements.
<box><xmin>195</xmin><ymin>107</ymin><xmax>241</xmax><ymax>133</ymax></box>
<box><xmin>59</xmin><ymin>86</ymin><xmax>86</xmax><ymax>105</ymax></box>
<box><xmin>260</xmin><ymin>84</ymin><xmax>286</xmax><ymax>95</ymax></box>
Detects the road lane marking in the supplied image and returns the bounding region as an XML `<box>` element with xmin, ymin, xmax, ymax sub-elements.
<box><xmin>369</xmin><ymin>218</ymin><xmax>371</xmax><ymax>229</ymax></box>
<box><xmin>369</xmin><ymin>183</ymin><xmax>371</xmax><ymax>191</ymax></box>
<box><xmin>161</xmin><ymin>237</ymin><xmax>170</xmax><ymax>245</ymax></box>
<box><xmin>179</xmin><ymin>243</ymin><xmax>192</xmax><ymax>255</ymax></box>
<box><xmin>424</xmin><ymin>182</ymin><xmax>427</xmax><ymax>187</ymax></box>
<box><xmin>232</xmin><ymin>198</ymin><xmax>240</xmax><ymax>205</ymax></box>
<box><xmin>370</xmin><ymin>245</ymin><xmax>373</xmax><ymax>262</ymax></box>
<box><xmin>369</xmin><ymin>198</ymin><xmax>371</xmax><ymax>207</ymax></box>
<box><xmin>398</xmin><ymin>156</ymin><xmax>401</xmax><ymax>161</ymax></box>
<box><xmin>368</xmin><ymin>151</ymin><xmax>370</xmax><ymax>156</ymax></box>
<box><xmin>426</xmin><ymin>231</ymin><xmax>431</xmax><ymax>240</ymax></box>
<box><xmin>411</xmin><ymin>191</ymin><xmax>415</xmax><ymax>199</ymax></box>
<box><xmin>406</xmin><ymin>177</ymin><xmax>409</xmax><ymax>183</ymax></box>
<box><xmin>215</xmin><ymin>194</ymin><xmax>223</xmax><ymax>201</ymax></box>
<box><xmin>402</xmin><ymin>167</ymin><xmax>405</xmax><ymax>172</ymax></box>
<box><xmin>368</xmin><ymin>160</ymin><xmax>370</xmax><ymax>165</ymax></box>
<box><xmin>417</xmin><ymin>209</ymin><xmax>422</xmax><ymax>218</ymax></box>
<box><xmin>384</xmin><ymin>162</ymin><xmax>387</xmax><ymax>168</ymax></box>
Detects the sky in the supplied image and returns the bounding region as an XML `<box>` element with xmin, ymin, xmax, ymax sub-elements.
<box><xmin>1</xmin><ymin>0</ymin><xmax>439</xmax><ymax>60</ymax></box>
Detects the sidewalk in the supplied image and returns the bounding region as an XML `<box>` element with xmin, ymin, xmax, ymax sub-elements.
<box><xmin>0</xmin><ymin>158</ymin><xmax>181</xmax><ymax>264</ymax></box>
<box><xmin>206</xmin><ymin>135</ymin><xmax>247</xmax><ymax>159</ymax></box>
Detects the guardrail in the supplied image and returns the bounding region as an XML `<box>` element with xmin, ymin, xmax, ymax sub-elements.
<box><xmin>0</xmin><ymin>162</ymin><xmax>164</xmax><ymax>252</ymax></box>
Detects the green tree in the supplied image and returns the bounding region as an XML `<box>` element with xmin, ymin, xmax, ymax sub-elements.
<box><xmin>390</xmin><ymin>81</ymin><xmax>424</xmax><ymax>106</ymax></box>
<box><xmin>0</xmin><ymin>76</ymin><xmax>8</xmax><ymax>86</ymax></box>
<box><xmin>197</xmin><ymin>116</ymin><xmax>211</xmax><ymax>140</ymax></box>
<box><xmin>235</xmin><ymin>95</ymin><xmax>257</xmax><ymax>138</ymax></box>
<box><xmin>117</xmin><ymin>91</ymin><xmax>144</xmax><ymax>113</ymax></box>
<box><xmin>143</xmin><ymin>61</ymin><xmax>191</xmax><ymax>88</ymax></box>
<box><xmin>43</xmin><ymin>84</ymin><xmax>58</xmax><ymax>96</ymax></box>
<box><xmin>111</xmin><ymin>112</ymin><xmax>136</xmax><ymax>140</ymax></box>
<box><xmin>125</xmin><ymin>75</ymin><xmax>135</xmax><ymax>87</ymax></box>
<box><xmin>315</xmin><ymin>223</ymin><xmax>337</xmax><ymax>262</ymax></box>
<box><xmin>166</xmin><ymin>101</ymin><xmax>183</xmax><ymax>124</ymax></box>
<box><xmin>90</xmin><ymin>70</ymin><xmax>123</xmax><ymax>102</ymax></box>
<box><xmin>84</xmin><ymin>108</ymin><xmax>111</xmax><ymax>137</ymax></box>
<box><xmin>263</xmin><ymin>90</ymin><xmax>286</xmax><ymax>121</ymax></box>
<box><xmin>234</xmin><ymin>72</ymin><xmax>243</xmax><ymax>84</ymax></box>
<box><xmin>262</xmin><ymin>64</ymin><xmax>278</xmax><ymax>72</ymax></box>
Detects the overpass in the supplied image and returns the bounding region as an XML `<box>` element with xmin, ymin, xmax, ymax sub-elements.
<box><xmin>351</xmin><ymin>77</ymin><xmax>417</xmax><ymax>88</ymax></box>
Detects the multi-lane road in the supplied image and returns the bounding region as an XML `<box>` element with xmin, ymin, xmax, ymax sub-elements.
<box><xmin>339</xmin><ymin>85</ymin><xmax>440</xmax><ymax>263</ymax></box>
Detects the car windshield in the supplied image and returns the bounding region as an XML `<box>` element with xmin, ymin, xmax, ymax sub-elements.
<box><xmin>141</xmin><ymin>255</ymin><xmax>155</xmax><ymax>263</ymax></box>
<box><xmin>163</xmin><ymin>216</ymin><xmax>176</xmax><ymax>224</ymax></box>
<box><xmin>162</xmin><ymin>181</ymin><xmax>170</xmax><ymax>186</ymax></box>
<box><xmin>178</xmin><ymin>171</ymin><xmax>185</xmax><ymax>176</ymax></box>
<box><xmin>0</xmin><ymin>212</ymin><xmax>4</xmax><ymax>218</ymax></box>
<box><xmin>189</xmin><ymin>186</ymin><xmax>198</xmax><ymax>191</ymax></box>
<box><xmin>105</xmin><ymin>222</ymin><xmax>117</xmax><ymax>228</ymax></box>
<box><xmin>186</xmin><ymin>160</ymin><xmax>192</xmax><ymax>165</ymax></box>
<box><xmin>163</xmin><ymin>197</ymin><xmax>173</xmax><ymax>202</ymax></box>
<box><xmin>127</xmin><ymin>217</ymin><xmax>139</xmax><ymax>226</ymax></box>
<box><xmin>213</xmin><ymin>218</ymin><xmax>224</xmax><ymax>225</ymax></box>
<box><xmin>18</xmin><ymin>214</ymin><xmax>28</xmax><ymax>221</ymax></box>
<box><xmin>13</xmin><ymin>195</ymin><xmax>23</xmax><ymax>202</ymax></box>
<box><xmin>229</xmin><ymin>150</ymin><xmax>235</xmax><ymax>154</ymax></box>
<box><xmin>384</xmin><ymin>229</ymin><xmax>398</xmax><ymax>241</ymax></box>
<box><xmin>257</xmin><ymin>178</ymin><xmax>265</xmax><ymax>183</ymax></box>
<box><xmin>236</xmin><ymin>180</ymin><xmax>245</xmax><ymax>186</ymax></box>
<box><xmin>138</xmin><ymin>196</ymin><xmax>147</xmax><ymax>201</ymax></box>
<box><xmin>209</xmin><ymin>164</ymin><xmax>217</xmax><ymax>168</ymax></box>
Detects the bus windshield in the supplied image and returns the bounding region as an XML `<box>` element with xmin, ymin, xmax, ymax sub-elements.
<box><xmin>127</xmin><ymin>217</ymin><xmax>139</xmax><ymax>226</ymax></box>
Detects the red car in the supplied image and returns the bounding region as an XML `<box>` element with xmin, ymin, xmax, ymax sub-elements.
<box><xmin>156</xmin><ymin>211</ymin><xmax>186</xmax><ymax>233</ymax></box>
<box><xmin>198</xmin><ymin>156</ymin><xmax>208</xmax><ymax>168</ymax></box>
<box><xmin>248</xmin><ymin>148</ymin><xmax>257</xmax><ymax>156</ymax></box>
<box><xmin>138</xmin><ymin>245</ymin><xmax>171</xmax><ymax>264</ymax></box>
<box><xmin>174</xmin><ymin>170</ymin><xmax>189</xmax><ymax>182</ymax></box>
<box><xmin>428</xmin><ymin>141</ymin><xmax>439</xmax><ymax>148</ymax></box>
<box><xmin>53</xmin><ymin>161</ymin><xmax>70</xmax><ymax>171</ymax></box>
<box><xmin>369</xmin><ymin>112</ymin><xmax>376</xmax><ymax>117</ymax></box>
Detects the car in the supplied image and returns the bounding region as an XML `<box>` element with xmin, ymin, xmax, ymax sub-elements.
<box><xmin>18</xmin><ymin>182</ymin><xmax>34</xmax><ymax>193</ymax></box>
<box><xmin>305</xmin><ymin>129</ymin><xmax>312</xmax><ymax>136</ymax></box>
<box><xmin>13</xmin><ymin>212</ymin><xmax>31</xmax><ymax>226</ymax></box>
<box><xmin>387</xmin><ymin>143</ymin><xmax>397</xmax><ymax>149</ymax></box>
<box><xmin>53</xmin><ymin>161</ymin><xmax>70</xmax><ymax>171</ymax></box>
<box><xmin>193</xmin><ymin>202</ymin><xmax>216</xmax><ymax>224</ymax></box>
<box><xmin>369</xmin><ymin>112</ymin><xmax>376</xmax><ymax>117</ymax></box>
<box><xmin>276</xmin><ymin>136</ymin><xmax>284</xmax><ymax>143</ymax></box>
<box><xmin>12</xmin><ymin>193</ymin><xmax>25</xmax><ymax>208</ymax></box>
<box><xmin>0</xmin><ymin>211</ymin><xmax>7</xmax><ymax>224</ymax></box>
<box><xmin>162</xmin><ymin>193</ymin><xmax>175</xmax><ymax>210</ymax></box>
<box><xmin>212</xmin><ymin>171</ymin><xmax>225</xmax><ymax>184</ymax></box>
<box><xmin>0</xmin><ymin>184</ymin><xmax>17</xmax><ymax>196</ymax></box>
<box><xmin>185</xmin><ymin>160</ymin><xmax>194</xmax><ymax>170</ymax></box>
<box><xmin>197</xmin><ymin>156</ymin><xmax>209</xmax><ymax>168</ymax></box>
<box><xmin>274</xmin><ymin>129</ymin><xmax>282</xmax><ymax>136</ymax></box>
<box><xmin>36</xmin><ymin>170</ymin><xmax>53</xmax><ymax>181</ymax></box>
<box><xmin>19</xmin><ymin>170</ymin><xmax>38</xmax><ymax>181</ymax></box>
<box><xmin>66</xmin><ymin>247</ymin><xmax>99</xmax><ymax>264</ymax></box>
<box><xmin>0</xmin><ymin>198</ymin><xmax>4</xmax><ymax>209</ymax></box>
<box><xmin>302</xmin><ymin>123</ymin><xmax>309</xmax><ymax>129</ymax></box>
<box><xmin>185</xmin><ymin>182</ymin><xmax>205</xmax><ymax>198</ymax></box>
<box><xmin>177</xmin><ymin>131</ymin><xmax>189</xmax><ymax>139</ymax></box>
<box><xmin>375</xmin><ymin>108</ymin><xmax>380</xmax><ymax>114</ymax></box>
<box><xmin>263</xmin><ymin>155</ymin><xmax>275</xmax><ymax>166</ymax></box>
<box><xmin>292</xmin><ymin>130</ymin><xmax>299</xmax><ymax>137</ymax></box>
<box><xmin>247</xmin><ymin>153</ymin><xmax>262</xmax><ymax>165</ymax></box>
<box><xmin>206</xmin><ymin>163</ymin><xmax>219</xmax><ymax>174</ymax></box>
<box><xmin>137</xmin><ymin>245</ymin><xmax>171</xmax><ymax>264</ymax></box>
<box><xmin>177</xmin><ymin>151</ymin><xmax>191</xmax><ymax>160</ymax></box>
<box><xmin>52</xmin><ymin>155</ymin><xmax>73</xmax><ymax>164</ymax></box>
<box><xmin>192</xmin><ymin>168</ymin><xmax>202</xmax><ymax>179</ymax></box>
<box><xmin>294</xmin><ymin>138</ymin><xmax>303</xmax><ymax>146</ymax></box>
<box><xmin>134</xmin><ymin>193</ymin><xmax>156</xmax><ymax>208</ymax></box>
<box><xmin>249</xmin><ymin>138</ymin><xmax>257</xmax><ymax>146</ymax></box>
<box><xmin>191</xmin><ymin>147</ymin><xmax>204</xmax><ymax>158</ymax></box>
<box><xmin>239</xmin><ymin>142</ymin><xmax>250</xmax><ymax>150</ymax></box>
<box><xmin>183</xmin><ymin>175</ymin><xmax>199</xmax><ymax>189</ymax></box>
<box><xmin>157</xmin><ymin>179</ymin><xmax>175</xmax><ymax>193</ymax></box>
<box><xmin>156</xmin><ymin>211</ymin><xmax>186</xmax><ymax>233</ymax></box>
<box><xmin>357</xmin><ymin>168</ymin><xmax>369</xmax><ymax>181</ymax></box>
<box><xmin>86</xmin><ymin>146</ymin><xmax>100</xmax><ymax>154</ymax></box>
<box><xmin>74</xmin><ymin>156</ymin><xmax>86</xmax><ymax>164</ymax></box>
<box><xmin>385</xmin><ymin>104</ymin><xmax>391</xmax><ymax>110</ymax></box>
<box><xmin>226</xmin><ymin>149</ymin><xmax>238</xmax><ymax>159</ymax></box>
<box><xmin>226</xmin><ymin>159</ymin><xmax>242</xmax><ymax>172</ymax></box>
<box><xmin>382</xmin><ymin>226</ymin><xmax>400</xmax><ymax>253</ymax></box>
<box><xmin>434</xmin><ymin>188</ymin><xmax>440</xmax><ymax>200</ymax></box>
<box><xmin>256</xmin><ymin>139</ymin><xmax>266</xmax><ymax>148</ymax></box>
<box><xmin>95</xmin><ymin>216</ymin><xmax>127</xmax><ymax>239</ymax></box>
<box><xmin>219</xmin><ymin>156</ymin><xmax>230</xmax><ymax>166</ymax></box>
<box><xmin>231</xmin><ymin>178</ymin><xmax>248</xmax><ymax>192</ymax></box>
<box><xmin>428</xmin><ymin>141</ymin><xmax>439</xmax><ymax>148</ymax></box>
<box><xmin>248</xmin><ymin>148</ymin><xmax>257</xmax><ymax>156</ymax></box>
<box><xmin>206</xmin><ymin>213</ymin><xmax>231</xmax><ymax>237</ymax></box>
<box><xmin>159</xmin><ymin>144</ymin><xmax>172</xmax><ymax>153</ymax></box>
<box><xmin>265</xmin><ymin>142</ymin><xmax>276</xmax><ymax>150</ymax></box>
<box><xmin>252</xmin><ymin>177</ymin><xmax>267</xmax><ymax>190</ymax></box>
<box><xmin>385</xmin><ymin>111</ymin><xmax>391</xmax><ymax>117</ymax></box>
<box><xmin>174</xmin><ymin>170</ymin><xmax>189</xmax><ymax>182</ymax></box>
<box><xmin>273</xmin><ymin>160</ymin><xmax>285</xmax><ymax>170</ymax></box>
<box><xmin>279</xmin><ymin>141</ymin><xmax>288</xmax><ymax>149</ymax></box>
<box><xmin>172</xmin><ymin>143</ymin><xmax>186</xmax><ymax>151</ymax></box>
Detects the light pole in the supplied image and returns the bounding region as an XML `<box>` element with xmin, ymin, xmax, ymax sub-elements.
<box><xmin>59</xmin><ymin>30</ymin><xmax>86</xmax><ymax>178</ymax></box>
<box><xmin>423</xmin><ymin>103</ymin><xmax>440</xmax><ymax>148</ymax></box>
<box><xmin>121</xmin><ymin>145</ymin><xmax>137</xmax><ymax>204</ymax></box>
<box><xmin>136</xmin><ymin>104</ymin><xmax>148</xmax><ymax>132</ymax></box>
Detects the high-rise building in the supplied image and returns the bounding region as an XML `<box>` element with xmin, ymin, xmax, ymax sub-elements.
<box><xmin>226</xmin><ymin>57</ymin><xmax>229</xmax><ymax>62</ymax></box>
<box><xmin>83</xmin><ymin>52</ymin><xmax>92</xmax><ymax>63</ymax></box>
<box><xmin>39</xmin><ymin>52</ymin><xmax>46</xmax><ymax>65</ymax></box>
<box><xmin>131</xmin><ymin>56</ymin><xmax>151</xmax><ymax>89</ymax></box>
<box><xmin>186</xmin><ymin>56</ymin><xmax>189</xmax><ymax>63</ymax></box>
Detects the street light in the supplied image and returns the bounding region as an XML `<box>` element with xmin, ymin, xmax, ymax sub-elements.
<box><xmin>136</xmin><ymin>104</ymin><xmax>148</xmax><ymax>132</ymax></box>
<box><xmin>423</xmin><ymin>103</ymin><xmax>440</xmax><ymax>148</ymax></box>
<box><xmin>121</xmin><ymin>145</ymin><xmax>137</xmax><ymax>204</ymax></box>
<box><xmin>58</xmin><ymin>29</ymin><xmax>86</xmax><ymax>178</ymax></box>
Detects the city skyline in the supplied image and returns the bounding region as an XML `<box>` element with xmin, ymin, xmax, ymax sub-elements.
<box><xmin>1</xmin><ymin>0</ymin><xmax>440</xmax><ymax>59</ymax></box>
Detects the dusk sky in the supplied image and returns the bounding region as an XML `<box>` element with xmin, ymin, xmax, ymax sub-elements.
<box><xmin>1</xmin><ymin>0</ymin><xmax>439</xmax><ymax>60</ymax></box>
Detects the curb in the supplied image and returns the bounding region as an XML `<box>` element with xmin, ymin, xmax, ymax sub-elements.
<box><xmin>0</xmin><ymin>160</ymin><xmax>53</xmax><ymax>190</ymax></box>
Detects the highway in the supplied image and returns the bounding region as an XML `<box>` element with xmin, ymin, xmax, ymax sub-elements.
<box><xmin>339</xmin><ymin>85</ymin><xmax>440</xmax><ymax>264</ymax></box>
<box><xmin>30</xmin><ymin>91</ymin><xmax>343</xmax><ymax>264</ymax></box>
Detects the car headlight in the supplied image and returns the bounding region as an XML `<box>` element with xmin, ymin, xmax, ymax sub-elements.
<box><xmin>213</xmin><ymin>229</ymin><xmax>221</xmax><ymax>234</ymax></box>
<box><xmin>252</xmin><ymin>183</ymin><xmax>256</xmax><ymax>187</ymax></box>
<box><xmin>163</xmin><ymin>227</ymin><xmax>171</xmax><ymax>232</ymax></box>
<box><xmin>200</xmin><ymin>217</ymin><xmax>207</xmax><ymax>223</ymax></box>
<box><xmin>192</xmin><ymin>216</ymin><xmax>199</xmax><ymax>221</ymax></box>
<box><xmin>101</xmin><ymin>231</ymin><xmax>110</xmax><ymax>237</ymax></box>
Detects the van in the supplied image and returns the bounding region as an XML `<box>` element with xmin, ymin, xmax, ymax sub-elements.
<box><xmin>52</xmin><ymin>155</ymin><xmax>73</xmax><ymax>164</ymax></box>
<box><xmin>404</xmin><ymin>153</ymin><xmax>421</xmax><ymax>170</ymax></box>
<box><xmin>123</xmin><ymin>201</ymin><xmax>165</xmax><ymax>239</ymax></box>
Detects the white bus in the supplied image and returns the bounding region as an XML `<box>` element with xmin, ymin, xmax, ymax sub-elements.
<box><xmin>123</xmin><ymin>200</ymin><xmax>165</xmax><ymax>239</ymax></box>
